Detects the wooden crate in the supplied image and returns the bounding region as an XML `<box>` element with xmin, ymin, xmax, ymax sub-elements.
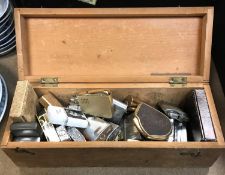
<box><xmin>1</xmin><ymin>7</ymin><xmax>224</xmax><ymax>167</ymax></box>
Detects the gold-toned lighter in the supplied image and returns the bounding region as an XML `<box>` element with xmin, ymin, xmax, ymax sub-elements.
<box><xmin>76</xmin><ymin>89</ymin><xmax>113</xmax><ymax>119</ymax></box>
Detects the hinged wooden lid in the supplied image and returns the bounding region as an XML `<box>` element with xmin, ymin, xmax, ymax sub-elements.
<box><xmin>15</xmin><ymin>7</ymin><xmax>213</xmax><ymax>83</ymax></box>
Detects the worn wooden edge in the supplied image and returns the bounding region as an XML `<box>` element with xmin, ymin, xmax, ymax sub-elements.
<box><xmin>15</xmin><ymin>7</ymin><xmax>212</xmax><ymax>16</ymax></box>
<box><xmin>2</xmin><ymin>141</ymin><xmax>224</xmax><ymax>149</ymax></box>
<box><xmin>204</xmin><ymin>84</ymin><xmax>225</xmax><ymax>145</ymax></box>
<box><xmin>201</xmin><ymin>8</ymin><xmax>214</xmax><ymax>82</ymax></box>
<box><xmin>14</xmin><ymin>9</ymin><xmax>24</xmax><ymax>80</ymax></box>
<box><xmin>32</xmin><ymin>82</ymin><xmax>205</xmax><ymax>89</ymax></box>
<box><xmin>0</xmin><ymin>116</ymin><xmax>12</xmax><ymax>147</ymax></box>
<box><xmin>25</xmin><ymin>75</ymin><xmax>204</xmax><ymax>84</ymax></box>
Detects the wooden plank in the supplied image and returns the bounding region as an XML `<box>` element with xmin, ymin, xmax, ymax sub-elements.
<box><xmin>4</xmin><ymin>141</ymin><xmax>224</xmax><ymax>149</ymax></box>
<box><xmin>16</xmin><ymin>7</ymin><xmax>211</xmax><ymax>16</ymax></box>
<box><xmin>0</xmin><ymin>117</ymin><xmax>12</xmax><ymax>147</ymax></box>
<box><xmin>14</xmin><ymin>9</ymin><xmax>25</xmax><ymax>80</ymax></box>
<box><xmin>2</xmin><ymin>147</ymin><xmax>221</xmax><ymax>167</ymax></box>
<box><xmin>31</xmin><ymin>82</ymin><xmax>205</xmax><ymax>89</ymax></box>
<box><xmin>14</xmin><ymin>8</ymin><xmax>213</xmax><ymax>83</ymax></box>
<box><xmin>25</xmin><ymin>75</ymin><xmax>204</xmax><ymax>84</ymax></box>
<box><xmin>200</xmin><ymin>8</ymin><xmax>214</xmax><ymax>82</ymax></box>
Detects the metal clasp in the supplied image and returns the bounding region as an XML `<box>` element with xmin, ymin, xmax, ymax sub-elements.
<box><xmin>40</xmin><ymin>77</ymin><xmax>58</xmax><ymax>87</ymax></box>
<box><xmin>169</xmin><ymin>77</ymin><xmax>187</xmax><ymax>86</ymax></box>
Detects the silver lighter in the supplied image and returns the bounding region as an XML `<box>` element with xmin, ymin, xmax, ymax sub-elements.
<box><xmin>158</xmin><ymin>101</ymin><xmax>189</xmax><ymax>123</ymax></box>
<box><xmin>123</xmin><ymin>114</ymin><xmax>143</xmax><ymax>141</ymax></box>
<box><xmin>168</xmin><ymin>119</ymin><xmax>187</xmax><ymax>142</ymax></box>
<box><xmin>66</xmin><ymin>97</ymin><xmax>82</xmax><ymax>112</ymax></box>
<box><xmin>55</xmin><ymin>126</ymin><xmax>71</xmax><ymax>142</ymax></box>
<box><xmin>167</xmin><ymin>119</ymin><xmax>175</xmax><ymax>142</ymax></box>
<box><xmin>67</xmin><ymin>127</ymin><xmax>86</xmax><ymax>142</ymax></box>
<box><xmin>36</xmin><ymin>113</ymin><xmax>60</xmax><ymax>142</ymax></box>
<box><xmin>109</xmin><ymin>99</ymin><xmax>127</xmax><ymax>124</ymax></box>
<box><xmin>174</xmin><ymin>121</ymin><xmax>187</xmax><ymax>142</ymax></box>
<box><xmin>82</xmin><ymin>117</ymin><xmax>120</xmax><ymax>141</ymax></box>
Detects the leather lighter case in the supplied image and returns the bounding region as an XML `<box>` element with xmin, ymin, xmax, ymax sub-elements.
<box><xmin>133</xmin><ymin>103</ymin><xmax>172</xmax><ymax>141</ymax></box>
<box><xmin>77</xmin><ymin>89</ymin><xmax>114</xmax><ymax>119</ymax></box>
<box><xmin>184</xmin><ymin>89</ymin><xmax>216</xmax><ymax>141</ymax></box>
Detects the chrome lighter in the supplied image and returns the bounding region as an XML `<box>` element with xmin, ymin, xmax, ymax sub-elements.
<box><xmin>167</xmin><ymin>119</ymin><xmax>187</xmax><ymax>142</ymax></box>
<box><xmin>158</xmin><ymin>101</ymin><xmax>189</xmax><ymax>123</ymax></box>
<box><xmin>82</xmin><ymin>117</ymin><xmax>120</xmax><ymax>141</ymax></box>
<box><xmin>67</xmin><ymin>127</ymin><xmax>86</xmax><ymax>142</ymax></box>
<box><xmin>123</xmin><ymin>114</ymin><xmax>143</xmax><ymax>141</ymax></box>
<box><xmin>55</xmin><ymin>125</ymin><xmax>71</xmax><ymax>142</ymax></box>
<box><xmin>36</xmin><ymin>113</ymin><xmax>60</xmax><ymax>142</ymax></box>
<box><xmin>108</xmin><ymin>99</ymin><xmax>127</xmax><ymax>124</ymax></box>
<box><xmin>174</xmin><ymin>121</ymin><xmax>187</xmax><ymax>142</ymax></box>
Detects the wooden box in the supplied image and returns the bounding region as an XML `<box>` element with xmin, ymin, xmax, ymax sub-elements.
<box><xmin>1</xmin><ymin>7</ymin><xmax>225</xmax><ymax>167</ymax></box>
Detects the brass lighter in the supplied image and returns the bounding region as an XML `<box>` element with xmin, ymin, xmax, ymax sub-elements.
<box><xmin>124</xmin><ymin>95</ymin><xmax>142</xmax><ymax>113</ymax></box>
<box><xmin>76</xmin><ymin>89</ymin><xmax>113</xmax><ymax>119</ymax></box>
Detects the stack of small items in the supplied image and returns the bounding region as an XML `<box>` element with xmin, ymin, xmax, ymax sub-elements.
<box><xmin>9</xmin><ymin>82</ymin><xmax>128</xmax><ymax>142</ymax></box>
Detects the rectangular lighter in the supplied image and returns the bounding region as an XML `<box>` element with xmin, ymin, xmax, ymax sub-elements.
<box><xmin>36</xmin><ymin>113</ymin><xmax>60</xmax><ymax>142</ymax></box>
<box><xmin>77</xmin><ymin>90</ymin><xmax>113</xmax><ymax>118</ymax></box>
<box><xmin>82</xmin><ymin>117</ymin><xmax>120</xmax><ymax>141</ymax></box>
<box><xmin>123</xmin><ymin>114</ymin><xmax>143</xmax><ymax>141</ymax></box>
<box><xmin>108</xmin><ymin>99</ymin><xmax>127</xmax><ymax>124</ymax></box>
<box><xmin>55</xmin><ymin>126</ymin><xmax>71</xmax><ymax>141</ymax></box>
<box><xmin>184</xmin><ymin>89</ymin><xmax>216</xmax><ymax>141</ymax></box>
<box><xmin>67</xmin><ymin>127</ymin><xmax>86</xmax><ymax>142</ymax></box>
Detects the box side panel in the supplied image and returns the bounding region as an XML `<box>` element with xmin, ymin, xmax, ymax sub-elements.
<box><xmin>2</xmin><ymin>148</ymin><xmax>221</xmax><ymax>167</ymax></box>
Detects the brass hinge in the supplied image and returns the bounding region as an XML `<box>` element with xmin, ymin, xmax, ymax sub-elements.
<box><xmin>169</xmin><ymin>77</ymin><xmax>187</xmax><ymax>86</ymax></box>
<box><xmin>40</xmin><ymin>77</ymin><xmax>58</xmax><ymax>87</ymax></box>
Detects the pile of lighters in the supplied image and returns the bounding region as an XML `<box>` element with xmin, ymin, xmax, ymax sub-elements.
<box><xmin>10</xmin><ymin>90</ymin><xmax>188</xmax><ymax>142</ymax></box>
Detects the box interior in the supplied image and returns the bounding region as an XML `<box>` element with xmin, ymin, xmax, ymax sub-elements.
<box><xmin>3</xmin><ymin>85</ymin><xmax>223</xmax><ymax>147</ymax></box>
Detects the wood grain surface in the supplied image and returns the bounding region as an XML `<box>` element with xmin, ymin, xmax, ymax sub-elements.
<box><xmin>15</xmin><ymin>8</ymin><xmax>213</xmax><ymax>83</ymax></box>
